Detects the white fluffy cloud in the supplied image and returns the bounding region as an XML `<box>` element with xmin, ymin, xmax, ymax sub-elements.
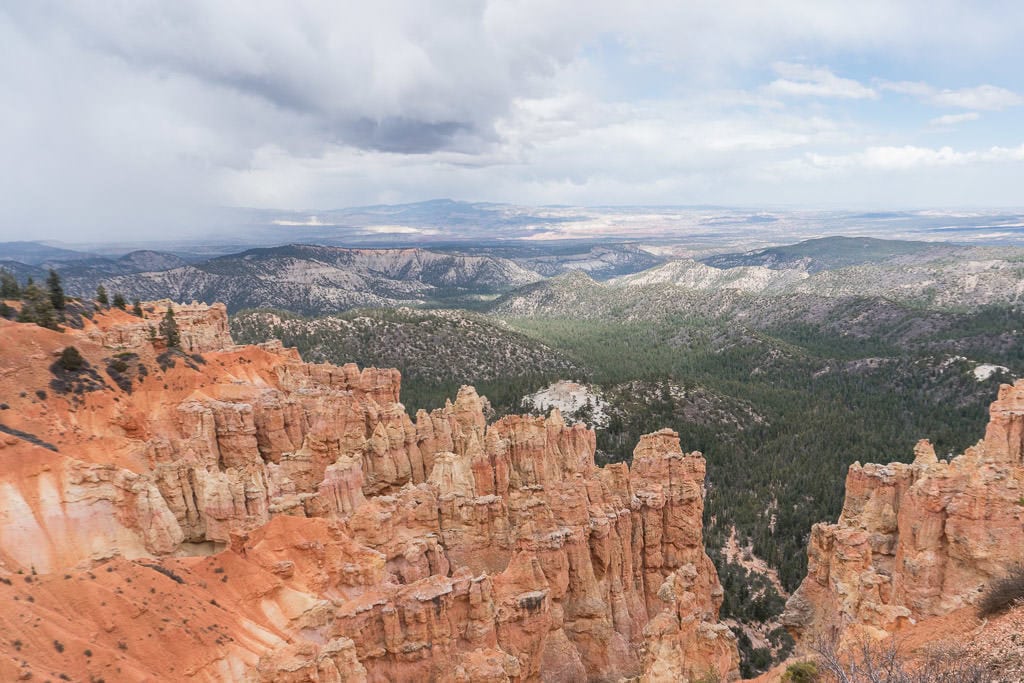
<box><xmin>883</xmin><ymin>81</ymin><xmax>1023</xmax><ymax>110</ymax></box>
<box><xmin>929</xmin><ymin>112</ymin><xmax>981</xmax><ymax>127</ymax></box>
<box><xmin>781</xmin><ymin>143</ymin><xmax>1024</xmax><ymax>173</ymax></box>
<box><xmin>766</xmin><ymin>63</ymin><xmax>877</xmax><ymax>100</ymax></box>
<box><xmin>933</xmin><ymin>85</ymin><xmax>1022</xmax><ymax>110</ymax></box>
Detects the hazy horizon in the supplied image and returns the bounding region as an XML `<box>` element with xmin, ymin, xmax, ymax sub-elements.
<box><xmin>4</xmin><ymin>200</ymin><xmax>1024</xmax><ymax>254</ymax></box>
<box><xmin>3</xmin><ymin>3</ymin><xmax>1024</xmax><ymax>241</ymax></box>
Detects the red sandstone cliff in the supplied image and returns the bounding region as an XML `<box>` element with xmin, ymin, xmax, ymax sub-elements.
<box><xmin>0</xmin><ymin>303</ymin><xmax>737</xmax><ymax>682</ymax></box>
<box><xmin>782</xmin><ymin>380</ymin><xmax>1024</xmax><ymax>650</ymax></box>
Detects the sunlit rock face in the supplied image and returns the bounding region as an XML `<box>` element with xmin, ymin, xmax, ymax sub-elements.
<box><xmin>784</xmin><ymin>380</ymin><xmax>1024</xmax><ymax>647</ymax></box>
<box><xmin>0</xmin><ymin>302</ymin><xmax>737</xmax><ymax>682</ymax></box>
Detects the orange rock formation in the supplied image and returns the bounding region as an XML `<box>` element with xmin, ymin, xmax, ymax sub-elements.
<box><xmin>0</xmin><ymin>303</ymin><xmax>737</xmax><ymax>682</ymax></box>
<box><xmin>783</xmin><ymin>380</ymin><xmax>1024</xmax><ymax>648</ymax></box>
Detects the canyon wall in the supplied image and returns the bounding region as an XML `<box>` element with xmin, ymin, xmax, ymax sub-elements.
<box><xmin>0</xmin><ymin>303</ymin><xmax>737</xmax><ymax>682</ymax></box>
<box><xmin>783</xmin><ymin>380</ymin><xmax>1024</xmax><ymax>647</ymax></box>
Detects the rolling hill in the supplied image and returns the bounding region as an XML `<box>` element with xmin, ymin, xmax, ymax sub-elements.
<box><xmin>231</xmin><ymin>307</ymin><xmax>583</xmax><ymax>413</ymax></box>
<box><xmin>700</xmin><ymin>235</ymin><xmax>960</xmax><ymax>272</ymax></box>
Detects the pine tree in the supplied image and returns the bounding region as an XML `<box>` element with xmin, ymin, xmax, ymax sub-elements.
<box><xmin>160</xmin><ymin>306</ymin><xmax>181</xmax><ymax>349</ymax></box>
<box><xmin>46</xmin><ymin>269</ymin><xmax>65</xmax><ymax>310</ymax></box>
<box><xmin>0</xmin><ymin>270</ymin><xmax>20</xmax><ymax>298</ymax></box>
<box><xmin>59</xmin><ymin>346</ymin><xmax>85</xmax><ymax>371</ymax></box>
<box><xmin>16</xmin><ymin>292</ymin><xmax>35</xmax><ymax>323</ymax></box>
<box><xmin>96</xmin><ymin>285</ymin><xmax>109</xmax><ymax>307</ymax></box>
<box><xmin>132</xmin><ymin>299</ymin><xmax>144</xmax><ymax>317</ymax></box>
<box><xmin>18</xmin><ymin>283</ymin><xmax>58</xmax><ymax>330</ymax></box>
<box><xmin>112</xmin><ymin>293</ymin><xmax>127</xmax><ymax>310</ymax></box>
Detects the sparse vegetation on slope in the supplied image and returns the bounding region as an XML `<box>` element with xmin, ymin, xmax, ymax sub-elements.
<box><xmin>55</xmin><ymin>244</ymin><xmax>545</xmax><ymax>314</ymax></box>
<box><xmin>701</xmin><ymin>235</ymin><xmax>957</xmax><ymax>272</ymax></box>
<box><xmin>810</xmin><ymin>637</ymin><xmax>990</xmax><ymax>683</ymax></box>
<box><xmin>231</xmin><ymin>308</ymin><xmax>583</xmax><ymax>415</ymax></box>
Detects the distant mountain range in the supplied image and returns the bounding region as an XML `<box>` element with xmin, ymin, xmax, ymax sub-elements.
<box><xmin>0</xmin><ymin>241</ymin><xmax>102</xmax><ymax>264</ymax></box>
<box><xmin>85</xmin><ymin>245</ymin><xmax>547</xmax><ymax>313</ymax></box>
<box><xmin>491</xmin><ymin>236</ymin><xmax>1024</xmax><ymax>317</ymax></box>
<box><xmin>3</xmin><ymin>235</ymin><xmax>1023</xmax><ymax>315</ymax></box>
<box><xmin>0</xmin><ymin>241</ymin><xmax>664</xmax><ymax>313</ymax></box>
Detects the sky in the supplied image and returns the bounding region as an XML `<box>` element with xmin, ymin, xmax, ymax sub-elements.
<box><xmin>2</xmin><ymin>1</ymin><xmax>1024</xmax><ymax>241</ymax></box>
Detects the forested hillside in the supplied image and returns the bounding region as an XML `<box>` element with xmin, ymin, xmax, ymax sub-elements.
<box><xmin>231</xmin><ymin>308</ymin><xmax>582</xmax><ymax>414</ymax></box>
<box><xmin>507</xmin><ymin>304</ymin><xmax>1019</xmax><ymax>558</ymax></box>
<box><xmin>502</xmin><ymin>306</ymin><xmax>1020</xmax><ymax>675</ymax></box>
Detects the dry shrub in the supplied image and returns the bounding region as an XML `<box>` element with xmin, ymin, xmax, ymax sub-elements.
<box><xmin>809</xmin><ymin>635</ymin><xmax>987</xmax><ymax>683</ymax></box>
<box><xmin>977</xmin><ymin>564</ymin><xmax>1024</xmax><ymax>618</ymax></box>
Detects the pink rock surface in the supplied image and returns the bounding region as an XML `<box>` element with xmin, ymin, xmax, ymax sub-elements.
<box><xmin>0</xmin><ymin>303</ymin><xmax>737</xmax><ymax>682</ymax></box>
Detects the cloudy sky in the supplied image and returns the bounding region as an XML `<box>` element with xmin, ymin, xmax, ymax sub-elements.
<box><xmin>3</xmin><ymin>1</ymin><xmax>1024</xmax><ymax>240</ymax></box>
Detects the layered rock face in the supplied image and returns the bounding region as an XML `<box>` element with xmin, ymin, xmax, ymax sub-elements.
<box><xmin>0</xmin><ymin>302</ymin><xmax>737</xmax><ymax>682</ymax></box>
<box><xmin>783</xmin><ymin>380</ymin><xmax>1024</xmax><ymax>647</ymax></box>
<box><xmin>81</xmin><ymin>299</ymin><xmax>234</xmax><ymax>352</ymax></box>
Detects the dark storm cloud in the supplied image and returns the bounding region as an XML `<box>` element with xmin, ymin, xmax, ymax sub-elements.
<box><xmin>7</xmin><ymin>2</ymin><xmax>514</xmax><ymax>152</ymax></box>
<box><xmin>341</xmin><ymin>118</ymin><xmax>475</xmax><ymax>154</ymax></box>
<box><xmin>76</xmin><ymin>20</ymin><xmax>487</xmax><ymax>155</ymax></box>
